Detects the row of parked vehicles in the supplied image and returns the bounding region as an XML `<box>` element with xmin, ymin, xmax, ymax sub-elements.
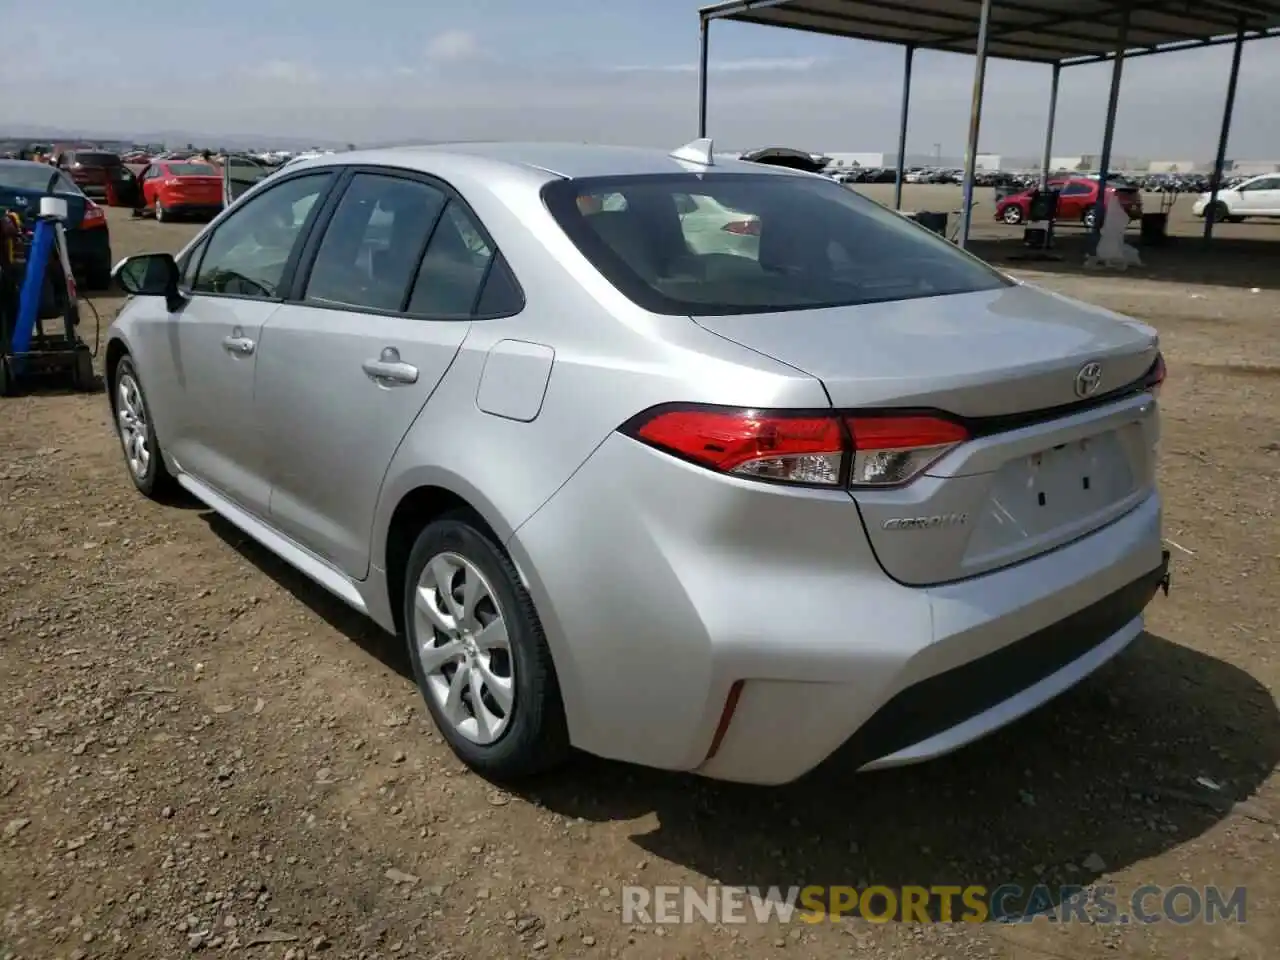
<box><xmin>0</xmin><ymin>145</ymin><xmax>292</xmax><ymax>290</ymax></box>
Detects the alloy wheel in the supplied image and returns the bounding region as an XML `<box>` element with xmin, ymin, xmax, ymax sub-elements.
<box><xmin>414</xmin><ymin>552</ymin><xmax>515</xmax><ymax>745</ymax></box>
<box><xmin>116</xmin><ymin>373</ymin><xmax>151</xmax><ymax>480</ymax></box>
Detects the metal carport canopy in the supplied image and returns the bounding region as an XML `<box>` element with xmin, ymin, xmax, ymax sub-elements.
<box><xmin>697</xmin><ymin>0</ymin><xmax>1280</xmax><ymax>250</ymax></box>
<box><xmin>698</xmin><ymin>0</ymin><xmax>1280</xmax><ymax>67</ymax></box>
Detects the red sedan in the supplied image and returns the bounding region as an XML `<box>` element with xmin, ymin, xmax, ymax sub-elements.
<box><xmin>138</xmin><ymin>160</ymin><xmax>223</xmax><ymax>221</ymax></box>
<box><xmin>995</xmin><ymin>177</ymin><xmax>1142</xmax><ymax>228</ymax></box>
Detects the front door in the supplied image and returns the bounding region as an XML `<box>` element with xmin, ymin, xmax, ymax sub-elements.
<box><xmin>255</xmin><ymin>172</ymin><xmax>500</xmax><ymax>578</ymax></box>
<box><xmin>162</xmin><ymin>170</ymin><xmax>335</xmax><ymax>516</ymax></box>
<box><xmin>222</xmin><ymin>155</ymin><xmax>273</xmax><ymax>209</ymax></box>
<box><xmin>1238</xmin><ymin>176</ymin><xmax>1280</xmax><ymax>215</ymax></box>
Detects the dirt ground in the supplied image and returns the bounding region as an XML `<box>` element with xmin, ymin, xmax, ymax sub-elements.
<box><xmin>2</xmin><ymin>190</ymin><xmax>1277</xmax><ymax>960</ymax></box>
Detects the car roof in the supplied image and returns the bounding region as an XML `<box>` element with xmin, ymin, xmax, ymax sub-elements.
<box><xmin>296</xmin><ymin>142</ymin><xmax>807</xmax><ymax>181</ymax></box>
<box><xmin>0</xmin><ymin>158</ymin><xmax>52</xmax><ymax>171</ymax></box>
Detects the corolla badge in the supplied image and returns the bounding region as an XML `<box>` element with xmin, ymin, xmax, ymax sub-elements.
<box><xmin>1074</xmin><ymin>361</ymin><xmax>1104</xmax><ymax>398</ymax></box>
<box><xmin>882</xmin><ymin>513</ymin><xmax>969</xmax><ymax>530</ymax></box>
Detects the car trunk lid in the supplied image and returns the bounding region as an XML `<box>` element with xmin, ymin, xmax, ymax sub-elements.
<box><xmin>692</xmin><ymin>283</ymin><xmax>1162</xmax><ymax>585</ymax></box>
<box><xmin>166</xmin><ymin>175</ymin><xmax>223</xmax><ymax>201</ymax></box>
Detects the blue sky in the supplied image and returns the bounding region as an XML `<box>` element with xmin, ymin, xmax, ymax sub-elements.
<box><xmin>1</xmin><ymin>0</ymin><xmax>1277</xmax><ymax>159</ymax></box>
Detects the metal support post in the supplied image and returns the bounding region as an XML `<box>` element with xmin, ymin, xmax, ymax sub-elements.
<box><xmin>1088</xmin><ymin>5</ymin><xmax>1131</xmax><ymax>254</ymax></box>
<box><xmin>894</xmin><ymin>45</ymin><xmax>915</xmax><ymax>210</ymax></box>
<box><xmin>1040</xmin><ymin>63</ymin><xmax>1061</xmax><ymax>188</ymax></box>
<box><xmin>697</xmin><ymin>16</ymin><xmax>711</xmax><ymax>138</ymax></box>
<box><xmin>957</xmin><ymin>0</ymin><xmax>993</xmax><ymax>249</ymax></box>
<box><xmin>1204</xmin><ymin>20</ymin><xmax>1247</xmax><ymax>244</ymax></box>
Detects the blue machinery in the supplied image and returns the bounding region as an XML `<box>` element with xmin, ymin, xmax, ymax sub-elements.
<box><xmin>0</xmin><ymin>186</ymin><xmax>96</xmax><ymax>395</ymax></box>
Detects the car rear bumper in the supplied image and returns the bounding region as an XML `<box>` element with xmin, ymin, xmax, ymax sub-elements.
<box><xmin>509</xmin><ymin>432</ymin><xmax>1166</xmax><ymax>784</ymax></box>
<box><xmin>159</xmin><ymin>202</ymin><xmax>222</xmax><ymax>217</ymax></box>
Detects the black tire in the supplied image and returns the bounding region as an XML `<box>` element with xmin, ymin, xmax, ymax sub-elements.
<box><xmin>110</xmin><ymin>355</ymin><xmax>177</xmax><ymax>499</ymax></box>
<box><xmin>403</xmin><ymin>515</ymin><xmax>570</xmax><ymax>781</ymax></box>
<box><xmin>1001</xmin><ymin>205</ymin><xmax>1024</xmax><ymax>225</ymax></box>
<box><xmin>1082</xmin><ymin>209</ymin><xmax>1100</xmax><ymax>229</ymax></box>
<box><xmin>84</xmin><ymin>259</ymin><xmax>113</xmax><ymax>292</ymax></box>
<box><xmin>1226</xmin><ymin>215</ymin><xmax>1246</xmax><ymax>224</ymax></box>
<box><xmin>72</xmin><ymin>346</ymin><xmax>97</xmax><ymax>393</ymax></box>
<box><xmin>155</xmin><ymin>201</ymin><xmax>167</xmax><ymax>223</ymax></box>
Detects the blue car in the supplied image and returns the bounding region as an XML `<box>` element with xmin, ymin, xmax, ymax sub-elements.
<box><xmin>0</xmin><ymin>159</ymin><xmax>114</xmax><ymax>290</ymax></box>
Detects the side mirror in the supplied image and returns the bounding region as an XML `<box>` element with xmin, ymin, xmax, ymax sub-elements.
<box><xmin>113</xmin><ymin>253</ymin><xmax>186</xmax><ymax>313</ymax></box>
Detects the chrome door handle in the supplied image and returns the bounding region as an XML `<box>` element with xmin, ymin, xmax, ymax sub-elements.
<box><xmin>362</xmin><ymin>358</ymin><xmax>419</xmax><ymax>385</ymax></box>
<box><xmin>222</xmin><ymin>335</ymin><xmax>255</xmax><ymax>356</ymax></box>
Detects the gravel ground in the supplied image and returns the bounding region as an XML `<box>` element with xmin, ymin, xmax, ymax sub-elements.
<box><xmin>2</xmin><ymin>193</ymin><xmax>1277</xmax><ymax>960</ymax></box>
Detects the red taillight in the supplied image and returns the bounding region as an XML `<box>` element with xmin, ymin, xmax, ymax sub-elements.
<box><xmin>80</xmin><ymin>203</ymin><xmax>106</xmax><ymax>229</ymax></box>
<box><xmin>721</xmin><ymin>219</ymin><xmax>760</xmax><ymax>236</ymax></box>
<box><xmin>1146</xmin><ymin>352</ymin><xmax>1166</xmax><ymax>397</ymax></box>
<box><xmin>621</xmin><ymin>405</ymin><xmax>969</xmax><ymax>488</ymax></box>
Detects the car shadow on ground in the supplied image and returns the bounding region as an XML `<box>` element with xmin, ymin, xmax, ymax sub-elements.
<box><xmin>970</xmin><ymin>234</ymin><xmax>1278</xmax><ymax>291</ymax></box>
<box><xmin>198</xmin><ymin>514</ymin><xmax>1279</xmax><ymax>915</ymax></box>
<box><xmin>203</xmin><ymin>513</ymin><xmax>412</xmax><ymax>680</ymax></box>
<box><xmin>522</xmin><ymin>632</ymin><xmax>1279</xmax><ymax>914</ymax></box>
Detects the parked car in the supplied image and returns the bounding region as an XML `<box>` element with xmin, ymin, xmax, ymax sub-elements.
<box><xmin>137</xmin><ymin>160</ymin><xmax>224</xmax><ymax>221</ymax></box>
<box><xmin>995</xmin><ymin>176</ymin><xmax>1142</xmax><ymax>227</ymax></box>
<box><xmin>1191</xmin><ymin>173</ymin><xmax>1280</xmax><ymax>222</ymax></box>
<box><xmin>674</xmin><ymin>191</ymin><xmax>760</xmax><ymax>258</ymax></box>
<box><xmin>54</xmin><ymin>149</ymin><xmax>140</xmax><ymax>207</ymax></box>
<box><xmin>0</xmin><ymin>159</ymin><xmax>113</xmax><ymax>289</ymax></box>
<box><xmin>104</xmin><ymin>142</ymin><xmax>1169</xmax><ymax>785</ymax></box>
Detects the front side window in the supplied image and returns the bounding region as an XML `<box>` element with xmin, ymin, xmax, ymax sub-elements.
<box><xmin>543</xmin><ymin>173</ymin><xmax>1011</xmax><ymax>317</ymax></box>
<box><xmin>179</xmin><ymin>237</ymin><xmax>208</xmax><ymax>289</ymax></box>
<box><xmin>304</xmin><ymin>173</ymin><xmax>447</xmax><ymax>312</ymax></box>
<box><xmin>192</xmin><ymin>172</ymin><xmax>331</xmax><ymax>299</ymax></box>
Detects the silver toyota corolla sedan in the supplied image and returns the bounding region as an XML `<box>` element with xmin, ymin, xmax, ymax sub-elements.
<box><xmin>105</xmin><ymin>140</ymin><xmax>1171</xmax><ymax>785</ymax></box>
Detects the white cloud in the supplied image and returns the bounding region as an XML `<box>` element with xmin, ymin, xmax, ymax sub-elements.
<box><xmin>1</xmin><ymin>33</ymin><xmax>1278</xmax><ymax>160</ymax></box>
<box><xmin>242</xmin><ymin>60</ymin><xmax>319</xmax><ymax>85</ymax></box>
<box><xmin>426</xmin><ymin>29</ymin><xmax>480</xmax><ymax>63</ymax></box>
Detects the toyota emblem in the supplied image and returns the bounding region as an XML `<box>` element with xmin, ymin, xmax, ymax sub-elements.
<box><xmin>1074</xmin><ymin>361</ymin><xmax>1104</xmax><ymax>398</ymax></box>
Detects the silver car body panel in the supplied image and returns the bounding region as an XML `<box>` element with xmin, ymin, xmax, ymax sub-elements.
<box><xmin>108</xmin><ymin>142</ymin><xmax>1166</xmax><ymax>785</ymax></box>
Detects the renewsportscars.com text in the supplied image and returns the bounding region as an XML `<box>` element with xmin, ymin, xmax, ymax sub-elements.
<box><xmin>621</xmin><ymin>884</ymin><xmax>1247</xmax><ymax>925</ymax></box>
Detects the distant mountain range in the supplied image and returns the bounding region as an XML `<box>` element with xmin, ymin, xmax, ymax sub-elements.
<box><xmin>0</xmin><ymin>123</ymin><xmax>350</xmax><ymax>152</ymax></box>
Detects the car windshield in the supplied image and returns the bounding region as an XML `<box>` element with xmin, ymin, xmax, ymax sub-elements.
<box><xmin>542</xmin><ymin>173</ymin><xmax>1011</xmax><ymax>316</ymax></box>
<box><xmin>0</xmin><ymin>164</ymin><xmax>83</xmax><ymax>195</ymax></box>
<box><xmin>168</xmin><ymin>163</ymin><xmax>218</xmax><ymax>176</ymax></box>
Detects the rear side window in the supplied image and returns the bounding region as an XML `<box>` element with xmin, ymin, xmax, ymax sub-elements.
<box><xmin>406</xmin><ymin>201</ymin><xmax>495</xmax><ymax>317</ymax></box>
<box><xmin>542</xmin><ymin>173</ymin><xmax>1010</xmax><ymax>317</ymax></box>
<box><xmin>474</xmin><ymin>253</ymin><xmax>524</xmax><ymax>317</ymax></box>
<box><xmin>304</xmin><ymin>173</ymin><xmax>447</xmax><ymax>312</ymax></box>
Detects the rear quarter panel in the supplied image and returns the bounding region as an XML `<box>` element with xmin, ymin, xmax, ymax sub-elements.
<box><xmin>368</xmin><ymin>160</ymin><xmax>830</xmax><ymax>728</ymax></box>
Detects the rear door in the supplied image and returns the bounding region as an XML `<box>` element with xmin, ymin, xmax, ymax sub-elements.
<box><xmin>1056</xmin><ymin>180</ymin><xmax>1093</xmax><ymax>218</ymax></box>
<box><xmin>253</xmin><ymin>168</ymin><xmax>494</xmax><ymax>578</ymax></box>
<box><xmin>222</xmin><ymin>155</ymin><xmax>273</xmax><ymax>208</ymax></box>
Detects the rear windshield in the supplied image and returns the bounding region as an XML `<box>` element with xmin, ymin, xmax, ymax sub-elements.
<box><xmin>542</xmin><ymin>173</ymin><xmax>1010</xmax><ymax>316</ymax></box>
<box><xmin>74</xmin><ymin>152</ymin><xmax>122</xmax><ymax>167</ymax></box>
<box><xmin>0</xmin><ymin>164</ymin><xmax>82</xmax><ymax>195</ymax></box>
<box><xmin>168</xmin><ymin>163</ymin><xmax>219</xmax><ymax>176</ymax></box>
